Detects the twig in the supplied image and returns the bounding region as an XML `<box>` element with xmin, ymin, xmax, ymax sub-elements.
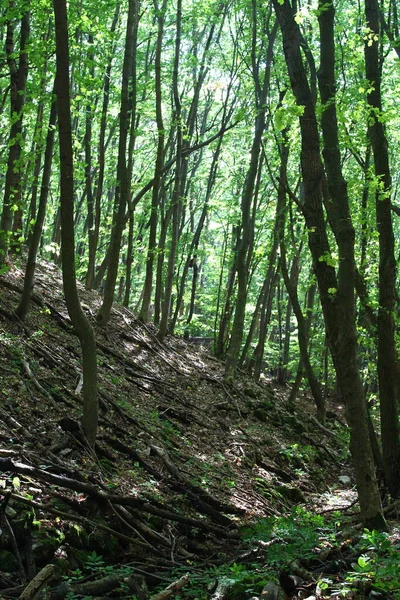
<box><xmin>221</xmin><ymin>382</ymin><xmax>242</xmax><ymax>418</ymax></box>
<box><xmin>21</xmin><ymin>358</ymin><xmax>58</xmax><ymax>407</ymax></box>
<box><xmin>0</xmin><ymin>488</ymin><xmax>150</xmax><ymax>549</ymax></box>
<box><xmin>1</xmin><ymin>491</ymin><xmax>27</xmax><ymax>584</ymax></box>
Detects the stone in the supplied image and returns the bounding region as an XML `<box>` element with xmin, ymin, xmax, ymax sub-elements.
<box><xmin>338</xmin><ymin>475</ymin><xmax>352</xmax><ymax>487</ymax></box>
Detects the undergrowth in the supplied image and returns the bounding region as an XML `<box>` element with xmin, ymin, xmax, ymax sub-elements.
<box><xmin>59</xmin><ymin>510</ymin><xmax>400</xmax><ymax>600</ymax></box>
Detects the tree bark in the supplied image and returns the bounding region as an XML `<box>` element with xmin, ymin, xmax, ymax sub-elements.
<box><xmin>272</xmin><ymin>0</ymin><xmax>385</xmax><ymax>529</ymax></box>
<box><xmin>15</xmin><ymin>89</ymin><xmax>57</xmax><ymax>321</ymax></box>
<box><xmin>53</xmin><ymin>0</ymin><xmax>98</xmax><ymax>446</ymax></box>
<box><xmin>0</xmin><ymin>6</ymin><xmax>30</xmax><ymax>265</ymax></box>
<box><xmin>96</xmin><ymin>0</ymin><xmax>137</xmax><ymax>325</ymax></box>
<box><xmin>364</xmin><ymin>0</ymin><xmax>400</xmax><ymax>498</ymax></box>
<box><xmin>138</xmin><ymin>0</ymin><xmax>167</xmax><ymax>322</ymax></box>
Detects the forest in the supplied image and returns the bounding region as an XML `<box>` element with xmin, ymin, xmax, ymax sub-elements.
<box><xmin>0</xmin><ymin>0</ymin><xmax>400</xmax><ymax>598</ymax></box>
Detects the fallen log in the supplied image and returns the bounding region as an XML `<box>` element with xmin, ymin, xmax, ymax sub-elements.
<box><xmin>18</xmin><ymin>564</ymin><xmax>56</xmax><ymax>600</ymax></box>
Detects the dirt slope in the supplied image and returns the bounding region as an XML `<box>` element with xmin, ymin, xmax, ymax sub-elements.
<box><xmin>0</xmin><ymin>257</ymin><xmax>350</xmax><ymax>598</ymax></box>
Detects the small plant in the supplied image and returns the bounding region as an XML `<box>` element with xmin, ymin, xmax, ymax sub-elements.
<box><xmin>241</xmin><ymin>507</ymin><xmax>330</xmax><ymax>567</ymax></box>
<box><xmin>342</xmin><ymin>529</ymin><xmax>400</xmax><ymax>598</ymax></box>
<box><xmin>85</xmin><ymin>551</ymin><xmax>105</xmax><ymax>571</ymax></box>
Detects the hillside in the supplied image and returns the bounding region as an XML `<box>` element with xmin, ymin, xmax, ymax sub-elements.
<box><xmin>0</xmin><ymin>258</ymin><xmax>398</xmax><ymax>600</ymax></box>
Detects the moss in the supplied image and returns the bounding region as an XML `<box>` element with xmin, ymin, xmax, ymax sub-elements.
<box><xmin>64</xmin><ymin>523</ymin><xmax>89</xmax><ymax>548</ymax></box>
<box><xmin>274</xmin><ymin>485</ymin><xmax>306</xmax><ymax>504</ymax></box>
<box><xmin>253</xmin><ymin>408</ymin><xmax>268</xmax><ymax>422</ymax></box>
<box><xmin>0</xmin><ymin>550</ymin><xmax>18</xmax><ymax>572</ymax></box>
<box><xmin>88</xmin><ymin>528</ymin><xmax>120</xmax><ymax>555</ymax></box>
<box><xmin>243</xmin><ymin>386</ymin><xmax>259</xmax><ymax>399</ymax></box>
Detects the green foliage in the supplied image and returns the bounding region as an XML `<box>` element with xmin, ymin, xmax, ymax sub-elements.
<box><xmin>343</xmin><ymin>530</ymin><xmax>400</xmax><ymax>598</ymax></box>
<box><xmin>241</xmin><ymin>507</ymin><xmax>329</xmax><ymax>566</ymax></box>
<box><xmin>85</xmin><ymin>550</ymin><xmax>105</xmax><ymax>571</ymax></box>
<box><xmin>160</xmin><ymin>560</ymin><xmax>267</xmax><ymax>600</ymax></box>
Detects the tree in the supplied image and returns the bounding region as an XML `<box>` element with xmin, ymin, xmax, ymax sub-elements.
<box><xmin>96</xmin><ymin>0</ymin><xmax>138</xmax><ymax>325</ymax></box>
<box><xmin>225</xmin><ymin>5</ymin><xmax>277</xmax><ymax>378</ymax></box>
<box><xmin>53</xmin><ymin>0</ymin><xmax>98</xmax><ymax>447</ymax></box>
<box><xmin>0</xmin><ymin>3</ymin><xmax>30</xmax><ymax>265</ymax></box>
<box><xmin>272</xmin><ymin>0</ymin><xmax>386</xmax><ymax>530</ymax></box>
<box><xmin>14</xmin><ymin>88</ymin><xmax>57</xmax><ymax>321</ymax></box>
<box><xmin>364</xmin><ymin>0</ymin><xmax>400</xmax><ymax>497</ymax></box>
<box><xmin>157</xmin><ymin>0</ymin><xmax>183</xmax><ymax>341</ymax></box>
<box><xmin>138</xmin><ymin>0</ymin><xmax>168</xmax><ymax>323</ymax></box>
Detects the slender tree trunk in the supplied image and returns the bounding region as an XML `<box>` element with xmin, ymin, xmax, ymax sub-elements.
<box><xmin>253</xmin><ymin>267</ymin><xmax>278</xmax><ymax>381</ymax></box>
<box><xmin>86</xmin><ymin>3</ymin><xmax>120</xmax><ymax>289</ymax></box>
<box><xmin>239</xmin><ymin>202</ymin><xmax>280</xmax><ymax>369</ymax></box>
<box><xmin>53</xmin><ymin>0</ymin><xmax>98</xmax><ymax>446</ymax></box>
<box><xmin>277</xmin><ymin>128</ymin><xmax>325</xmax><ymax>420</ymax></box>
<box><xmin>84</xmin><ymin>33</ymin><xmax>96</xmax><ymax>288</ymax></box>
<box><xmin>157</xmin><ymin>0</ymin><xmax>183</xmax><ymax>341</ymax></box>
<box><xmin>170</xmin><ymin>141</ymin><xmax>221</xmax><ymax>331</ymax></box>
<box><xmin>287</xmin><ymin>278</ymin><xmax>316</xmax><ymax>406</ymax></box>
<box><xmin>123</xmin><ymin>210</ymin><xmax>134</xmax><ymax>307</ymax></box>
<box><xmin>154</xmin><ymin>196</ymin><xmax>172</xmax><ymax>325</ymax></box>
<box><xmin>225</xmin><ymin>15</ymin><xmax>277</xmax><ymax>378</ymax></box>
<box><xmin>0</xmin><ymin>7</ymin><xmax>30</xmax><ymax>265</ymax></box>
<box><xmin>25</xmin><ymin>19</ymin><xmax>52</xmax><ymax>240</ymax></box>
<box><xmin>364</xmin><ymin>0</ymin><xmax>400</xmax><ymax>497</ymax></box>
<box><xmin>15</xmin><ymin>89</ymin><xmax>57</xmax><ymax>321</ymax></box>
<box><xmin>216</xmin><ymin>226</ymin><xmax>240</xmax><ymax>358</ymax></box>
<box><xmin>96</xmin><ymin>0</ymin><xmax>137</xmax><ymax>325</ymax></box>
<box><xmin>139</xmin><ymin>0</ymin><xmax>167</xmax><ymax>322</ymax></box>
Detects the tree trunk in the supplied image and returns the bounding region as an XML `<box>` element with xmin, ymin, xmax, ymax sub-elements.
<box><xmin>225</xmin><ymin>13</ymin><xmax>277</xmax><ymax>378</ymax></box>
<box><xmin>15</xmin><ymin>89</ymin><xmax>57</xmax><ymax>321</ymax></box>
<box><xmin>364</xmin><ymin>0</ymin><xmax>400</xmax><ymax>498</ymax></box>
<box><xmin>0</xmin><ymin>7</ymin><xmax>30</xmax><ymax>265</ymax></box>
<box><xmin>272</xmin><ymin>0</ymin><xmax>385</xmax><ymax>530</ymax></box>
<box><xmin>157</xmin><ymin>0</ymin><xmax>183</xmax><ymax>341</ymax></box>
<box><xmin>53</xmin><ymin>0</ymin><xmax>98</xmax><ymax>447</ymax></box>
<box><xmin>215</xmin><ymin>226</ymin><xmax>240</xmax><ymax>358</ymax></box>
<box><xmin>138</xmin><ymin>0</ymin><xmax>167</xmax><ymax>323</ymax></box>
<box><xmin>276</xmin><ymin>128</ymin><xmax>325</xmax><ymax>420</ymax></box>
<box><xmin>86</xmin><ymin>3</ymin><xmax>120</xmax><ymax>289</ymax></box>
<box><xmin>96</xmin><ymin>0</ymin><xmax>137</xmax><ymax>325</ymax></box>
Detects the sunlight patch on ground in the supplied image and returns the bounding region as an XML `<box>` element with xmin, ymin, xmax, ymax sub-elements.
<box><xmin>311</xmin><ymin>488</ymin><xmax>358</xmax><ymax>512</ymax></box>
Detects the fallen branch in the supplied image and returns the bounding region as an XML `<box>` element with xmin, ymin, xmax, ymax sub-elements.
<box><xmin>1</xmin><ymin>490</ymin><xmax>26</xmax><ymax>584</ymax></box>
<box><xmin>18</xmin><ymin>564</ymin><xmax>56</xmax><ymax>600</ymax></box>
<box><xmin>150</xmin><ymin>445</ymin><xmax>242</xmax><ymax>518</ymax></box>
<box><xmin>0</xmin><ymin>458</ymin><xmax>238</xmax><ymax>537</ymax></box>
<box><xmin>0</xmin><ymin>489</ymin><xmax>153</xmax><ymax>550</ymax></box>
<box><xmin>149</xmin><ymin>573</ymin><xmax>190</xmax><ymax>600</ymax></box>
<box><xmin>21</xmin><ymin>358</ymin><xmax>58</xmax><ymax>408</ymax></box>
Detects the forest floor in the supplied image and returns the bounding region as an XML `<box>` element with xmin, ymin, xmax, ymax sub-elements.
<box><xmin>0</xmin><ymin>256</ymin><xmax>399</xmax><ymax>600</ymax></box>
